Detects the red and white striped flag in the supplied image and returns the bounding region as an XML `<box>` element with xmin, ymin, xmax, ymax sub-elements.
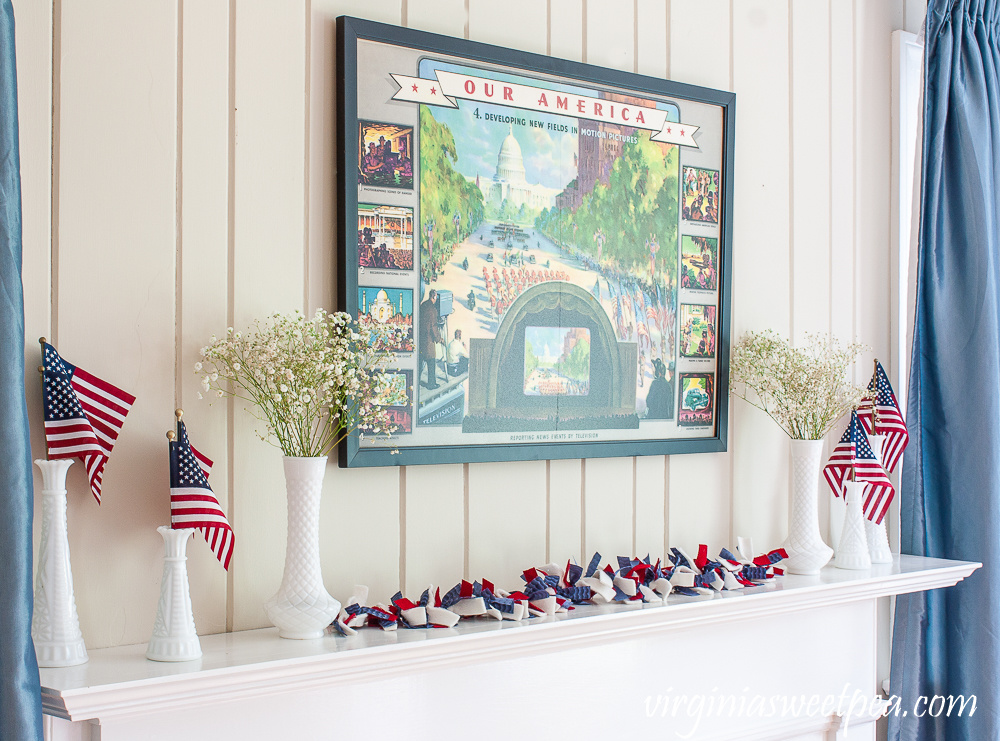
<box><xmin>857</xmin><ymin>361</ymin><xmax>909</xmax><ymax>473</ymax></box>
<box><xmin>41</xmin><ymin>341</ymin><xmax>135</xmax><ymax>503</ymax></box>
<box><xmin>169</xmin><ymin>420</ymin><xmax>234</xmax><ymax>570</ymax></box>
<box><xmin>823</xmin><ymin>410</ymin><xmax>895</xmax><ymax>524</ymax></box>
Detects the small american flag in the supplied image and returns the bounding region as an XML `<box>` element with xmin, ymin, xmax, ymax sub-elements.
<box><xmin>823</xmin><ymin>410</ymin><xmax>895</xmax><ymax>524</ymax></box>
<box><xmin>170</xmin><ymin>420</ymin><xmax>234</xmax><ymax>570</ymax></box>
<box><xmin>857</xmin><ymin>361</ymin><xmax>909</xmax><ymax>473</ymax></box>
<box><xmin>42</xmin><ymin>341</ymin><xmax>135</xmax><ymax>503</ymax></box>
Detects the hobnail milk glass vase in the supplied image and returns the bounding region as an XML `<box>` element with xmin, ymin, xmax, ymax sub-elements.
<box><xmin>146</xmin><ymin>527</ymin><xmax>202</xmax><ymax>662</ymax></box>
<box><xmin>834</xmin><ymin>481</ymin><xmax>872</xmax><ymax>570</ymax></box>
<box><xmin>32</xmin><ymin>459</ymin><xmax>88</xmax><ymax>667</ymax></box>
<box><xmin>264</xmin><ymin>457</ymin><xmax>341</xmax><ymax>639</ymax></box>
<box><xmin>782</xmin><ymin>439</ymin><xmax>834</xmax><ymax>575</ymax></box>
<box><xmin>864</xmin><ymin>434</ymin><xmax>894</xmax><ymax>564</ymax></box>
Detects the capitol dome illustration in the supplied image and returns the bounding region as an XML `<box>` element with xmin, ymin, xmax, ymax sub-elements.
<box><xmin>496</xmin><ymin>127</ymin><xmax>527</xmax><ymax>184</ymax></box>
<box><xmin>471</xmin><ymin>124</ymin><xmax>562</xmax><ymax>213</ymax></box>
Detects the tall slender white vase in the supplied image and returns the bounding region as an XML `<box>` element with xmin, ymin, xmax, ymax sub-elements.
<box><xmin>783</xmin><ymin>439</ymin><xmax>834</xmax><ymax>574</ymax></box>
<box><xmin>865</xmin><ymin>517</ymin><xmax>893</xmax><ymax>564</ymax></box>
<box><xmin>32</xmin><ymin>459</ymin><xmax>88</xmax><ymax>667</ymax></box>
<box><xmin>835</xmin><ymin>481</ymin><xmax>872</xmax><ymax>570</ymax></box>
<box><xmin>264</xmin><ymin>457</ymin><xmax>341</xmax><ymax>639</ymax></box>
<box><xmin>146</xmin><ymin>527</ymin><xmax>202</xmax><ymax>662</ymax></box>
<box><xmin>865</xmin><ymin>434</ymin><xmax>894</xmax><ymax>564</ymax></box>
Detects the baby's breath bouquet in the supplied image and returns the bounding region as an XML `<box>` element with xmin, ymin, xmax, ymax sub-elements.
<box><xmin>197</xmin><ymin>309</ymin><xmax>408</xmax><ymax>457</ymax></box>
<box><xmin>729</xmin><ymin>331</ymin><xmax>868</xmax><ymax>440</ymax></box>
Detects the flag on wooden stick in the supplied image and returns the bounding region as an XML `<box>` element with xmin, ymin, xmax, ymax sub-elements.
<box><xmin>169</xmin><ymin>419</ymin><xmax>234</xmax><ymax>570</ymax></box>
<box><xmin>41</xmin><ymin>341</ymin><xmax>135</xmax><ymax>503</ymax></box>
<box><xmin>857</xmin><ymin>360</ymin><xmax>909</xmax><ymax>473</ymax></box>
<box><xmin>823</xmin><ymin>410</ymin><xmax>895</xmax><ymax>524</ymax></box>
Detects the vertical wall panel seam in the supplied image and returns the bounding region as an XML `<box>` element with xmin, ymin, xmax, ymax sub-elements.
<box><xmin>544</xmin><ymin>460</ymin><xmax>551</xmax><ymax>563</ymax></box>
<box><xmin>631</xmin><ymin>457</ymin><xmax>637</xmax><ymax>553</ymax></box>
<box><xmin>727</xmin><ymin>0</ymin><xmax>735</xmax><ymax>547</ymax></box>
<box><xmin>399</xmin><ymin>467</ymin><xmax>406</xmax><ymax>591</ymax></box>
<box><xmin>546</xmin><ymin>0</ymin><xmax>551</xmax><ymax>56</ymax></box>
<box><xmin>175</xmin><ymin>0</ymin><xmax>184</xmax><ymax>407</ymax></box>
<box><xmin>728</xmin><ymin>0</ymin><xmax>734</xmax><ymax>91</ymax></box>
<box><xmin>400</xmin><ymin>2</ymin><xmax>408</xmax><ymax>597</ymax></box>
<box><xmin>728</xmin><ymin>407</ymin><xmax>735</xmax><ymax>547</ymax></box>
<box><xmin>663</xmin><ymin>3</ymin><xmax>671</xmax><ymax>558</ymax></box>
<box><xmin>50</xmin><ymin>0</ymin><xmax>61</xmax><ymax>347</ymax></box>
<box><xmin>633</xmin><ymin>0</ymin><xmax>638</xmax><ymax>74</ymax></box>
<box><xmin>828</xmin><ymin>0</ymin><xmax>834</xmax><ymax>337</ymax></box>
<box><xmin>664</xmin><ymin>0</ymin><xmax>670</xmax><ymax>78</ymax></box>
<box><xmin>226</xmin><ymin>0</ymin><xmax>237</xmax><ymax>634</ymax></box>
<box><xmin>852</xmin><ymin>0</ymin><xmax>858</xmax><ymax>384</ymax></box>
<box><xmin>580</xmin><ymin>3</ymin><xmax>586</xmax><ymax>557</ymax></box>
<box><xmin>580</xmin><ymin>458</ymin><xmax>586</xmax><ymax>556</ymax></box>
<box><xmin>464</xmin><ymin>0</ymin><xmax>469</xmax><ymax>38</ymax></box>
<box><xmin>662</xmin><ymin>455</ymin><xmax>668</xmax><ymax>556</ymax></box>
<box><xmin>303</xmin><ymin>0</ymin><xmax>312</xmax><ymax>311</ymax></box>
<box><xmin>788</xmin><ymin>0</ymin><xmax>794</xmax><ymax>342</ymax></box>
<box><xmin>463</xmin><ymin>462</ymin><xmax>470</xmax><ymax>579</ymax></box>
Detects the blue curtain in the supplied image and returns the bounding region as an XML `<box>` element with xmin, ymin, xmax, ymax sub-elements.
<box><xmin>890</xmin><ymin>1</ymin><xmax>1000</xmax><ymax>739</ymax></box>
<box><xmin>0</xmin><ymin>1</ymin><xmax>42</xmax><ymax>739</ymax></box>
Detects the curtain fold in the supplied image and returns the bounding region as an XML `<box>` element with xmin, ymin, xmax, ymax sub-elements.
<box><xmin>890</xmin><ymin>1</ymin><xmax>1000</xmax><ymax>739</ymax></box>
<box><xmin>0</xmin><ymin>0</ymin><xmax>42</xmax><ymax>739</ymax></box>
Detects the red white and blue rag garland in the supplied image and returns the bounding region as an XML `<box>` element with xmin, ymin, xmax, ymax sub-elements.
<box><xmin>334</xmin><ymin>544</ymin><xmax>787</xmax><ymax>635</ymax></box>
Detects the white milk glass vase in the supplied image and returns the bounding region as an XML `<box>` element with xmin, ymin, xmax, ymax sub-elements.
<box><xmin>865</xmin><ymin>434</ymin><xmax>894</xmax><ymax>564</ymax></box>
<box><xmin>32</xmin><ymin>459</ymin><xmax>88</xmax><ymax>667</ymax></box>
<box><xmin>264</xmin><ymin>457</ymin><xmax>341</xmax><ymax>639</ymax></box>
<box><xmin>834</xmin><ymin>481</ymin><xmax>872</xmax><ymax>570</ymax></box>
<box><xmin>146</xmin><ymin>526</ymin><xmax>202</xmax><ymax>662</ymax></box>
<box><xmin>782</xmin><ymin>439</ymin><xmax>834</xmax><ymax>575</ymax></box>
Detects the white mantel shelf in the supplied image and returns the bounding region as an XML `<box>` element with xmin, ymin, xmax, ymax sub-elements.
<box><xmin>40</xmin><ymin>554</ymin><xmax>978</xmax><ymax>727</ymax></box>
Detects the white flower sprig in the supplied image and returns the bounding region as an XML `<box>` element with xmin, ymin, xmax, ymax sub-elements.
<box><xmin>198</xmin><ymin>309</ymin><xmax>408</xmax><ymax>457</ymax></box>
<box><xmin>729</xmin><ymin>330</ymin><xmax>869</xmax><ymax>440</ymax></box>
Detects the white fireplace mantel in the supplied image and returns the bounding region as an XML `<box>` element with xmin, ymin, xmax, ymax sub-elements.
<box><xmin>41</xmin><ymin>555</ymin><xmax>979</xmax><ymax>741</ymax></box>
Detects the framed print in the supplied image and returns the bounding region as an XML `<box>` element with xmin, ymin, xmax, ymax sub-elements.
<box><xmin>338</xmin><ymin>16</ymin><xmax>734</xmax><ymax>467</ymax></box>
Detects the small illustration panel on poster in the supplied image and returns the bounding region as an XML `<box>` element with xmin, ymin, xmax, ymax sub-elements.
<box><xmin>682</xmin><ymin>166</ymin><xmax>720</xmax><ymax>224</ymax></box>
<box><xmin>358</xmin><ymin>286</ymin><xmax>414</xmax><ymax>353</ymax></box>
<box><xmin>359</xmin><ymin>121</ymin><xmax>414</xmax><ymax>189</ymax></box>
<box><xmin>681</xmin><ymin>235</ymin><xmax>718</xmax><ymax>291</ymax></box>
<box><xmin>678</xmin><ymin>372</ymin><xmax>715</xmax><ymax>427</ymax></box>
<box><xmin>339</xmin><ymin>17</ymin><xmax>734</xmax><ymax>466</ymax></box>
<box><xmin>358</xmin><ymin>203</ymin><xmax>414</xmax><ymax>271</ymax></box>
<box><xmin>679</xmin><ymin>304</ymin><xmax>717</xmax><ymax>358</ymax></box>
<box><xmin>375</xmin><ymin>369</ymin><xmax>413</xmax><ymax>434</ymax></box>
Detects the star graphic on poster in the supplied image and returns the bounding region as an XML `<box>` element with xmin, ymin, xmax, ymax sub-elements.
<box><xmin>411</xmin><ymin>83</ymin><xmax>419</xmax><ymax>92</ymax></box>
<box><xmin>430</xmin><ymin>86</ymin><xmax>437</xmax><ymax>95</ymax></box>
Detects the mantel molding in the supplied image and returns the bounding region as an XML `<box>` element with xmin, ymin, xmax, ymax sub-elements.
<box><xmin>40</xmin><ymin>555</ymin><xmax>979</xmax><ymax>723</ymax></box>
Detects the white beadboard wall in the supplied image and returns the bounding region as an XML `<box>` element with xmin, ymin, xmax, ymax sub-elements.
<box><xmin>15</xmin><ymin>0</ymin><xmax>925</xmax><ymax>649</ymax></box>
